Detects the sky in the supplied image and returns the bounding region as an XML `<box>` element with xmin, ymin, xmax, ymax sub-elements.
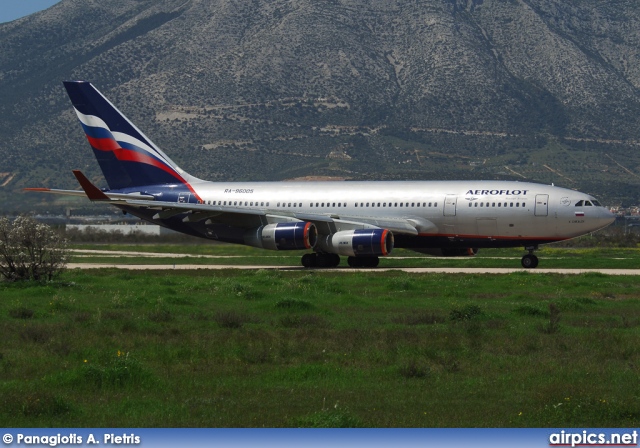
<box><xmin>0</xmin><ymin>0</ymin><xmax>61</xmax><ymax>23</ymax></box>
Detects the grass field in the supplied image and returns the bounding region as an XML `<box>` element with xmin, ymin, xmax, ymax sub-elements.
<box><xmin>1</xmin><ymin>263</ymin><xmax>639</xmax><ymax>427</ymax></box>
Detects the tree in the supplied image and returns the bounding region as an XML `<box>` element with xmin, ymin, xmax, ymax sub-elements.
<box><xmin>0</xmin><ymin>215</ymin><xmax>69</xmax><ymax>282</ymax></box>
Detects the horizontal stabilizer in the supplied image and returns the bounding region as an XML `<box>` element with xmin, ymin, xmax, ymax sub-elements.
<box><xmin>25</xmin><ymin>171</ymin><xmax>155</xmax><ymax>201</ymax></box>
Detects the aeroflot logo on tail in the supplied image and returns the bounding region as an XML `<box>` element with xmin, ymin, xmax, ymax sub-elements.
<box><xmin>466</xmin><ymin>189</ymin><xmax>529</xmax><ymax>196</ymax></box>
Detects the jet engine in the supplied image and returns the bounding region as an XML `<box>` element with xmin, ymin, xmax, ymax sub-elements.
<box><xmin>317</xmin><ymin>229</ymin><xmax>394</xmax><ymax>257</ymax></box>
<box><xmin>245</xmin><ymin>222</ymin><xmax>317</xmax><ymax>250</ymax></box>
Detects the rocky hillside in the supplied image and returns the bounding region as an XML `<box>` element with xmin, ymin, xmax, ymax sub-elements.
<box><xmin>1</xmin><ymin>0</ymin><xmax>640</xmax><ymax>210</ymax></box>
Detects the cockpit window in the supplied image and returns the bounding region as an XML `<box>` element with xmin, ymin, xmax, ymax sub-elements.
<box><xmin>575</xmin><ymin>200</ymin><xmax>583</xmax><ymax>207</ymax></box>
<box><xmin>584</xmin><ymin>201</ymin><xmax>593</xmax><ymax>206</ymax></box>
<box><xmin>592</xmin><ymin>200</ymin><xmax>602</xmax><ymax>207</ymax></box>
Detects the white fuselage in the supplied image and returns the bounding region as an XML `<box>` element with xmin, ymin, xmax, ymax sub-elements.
<box><xmin>181</xmin><ymin>179</ymin><xmax>614</xmax><ymax>246</ymax></box>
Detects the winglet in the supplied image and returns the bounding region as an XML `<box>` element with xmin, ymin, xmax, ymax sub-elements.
<box><xmin>72</xmin><ymin>170</ymin><xmax>110</xmax><ymax>201</ymax></box>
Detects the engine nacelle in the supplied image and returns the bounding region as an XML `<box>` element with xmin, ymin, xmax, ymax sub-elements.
<box><xmin>415</xmin><ymin>247</ymin><xmax>478</xmax><ymax>257</ymax></box>
<box><xmin>317</xmin><ymin>229</ymin><xmax>394</xmax><ymax>257</ymax></box>
<box><xmin>244</xmin><ymin>222</ymin><xmax>317</xmax><ymax>250</ymax></box>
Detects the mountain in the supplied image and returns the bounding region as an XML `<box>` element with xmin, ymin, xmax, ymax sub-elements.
<box><xmin>1</xmin><ymin>0</ymin><xmax>640</xmax><ymax>212</ymax></box>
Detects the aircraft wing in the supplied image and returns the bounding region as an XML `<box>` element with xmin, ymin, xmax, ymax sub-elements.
<box><xmin>103</xmin><ymin>198</ymin><xmax>428</xmax><ymax>235</ymax></box>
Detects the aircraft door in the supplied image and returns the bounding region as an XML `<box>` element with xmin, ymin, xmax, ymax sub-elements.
<box><xmin>535</xmin><ymin>194</ymin><xmax>549</xmax><ymax>216</ymax></box>
<box><xmin>444</xmin><ymin>195</ymin><xmax>457</xmax><ymax>216</ymax></box>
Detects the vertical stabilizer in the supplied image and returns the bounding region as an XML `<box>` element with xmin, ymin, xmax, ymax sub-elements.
<box><xmin>63</xmin><ymin>81</ymin><xmax>197</xmax><ymax>190</ymax></box>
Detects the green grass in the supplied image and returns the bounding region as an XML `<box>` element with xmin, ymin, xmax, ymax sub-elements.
<box><xmin>1</xmin><ymin>268</ymin><xmax>639</xmax><ymax>427</ymax></box>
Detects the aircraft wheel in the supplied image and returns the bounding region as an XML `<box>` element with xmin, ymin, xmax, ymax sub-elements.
<box><xmin>301</xmin><ymin>253</ymin><xmax>316</xmax><ymax>268</ymax></box>
<box><xmin>347</xmin><ymin>256</ymin><xmax>360</xmax><ymax>268</ymax></box>
<box><xmin>521</xmin><ymin>254</ymin><xmax>539</xmax><ymax>269</ymax></box>
<box><xmin>330</xmin><ymin>253</ymin><xmax>341</xmax><ymax>267</ymax></box>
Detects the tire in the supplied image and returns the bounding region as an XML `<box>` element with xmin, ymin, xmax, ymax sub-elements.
<box><xmin>521</xmin><ymin>254</ymin><xmax>539</xmax><ymax>269</ymax></box>
<box><xmin>301</xmin><ymin>253</ymin><xmax>316</xmax><ymax>268</ymax></box>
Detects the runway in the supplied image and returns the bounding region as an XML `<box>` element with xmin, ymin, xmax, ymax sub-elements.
<box><xmin>67</xmin><ymin>263</ymin><xmax>640</xmax><ymax>275</ymax></box>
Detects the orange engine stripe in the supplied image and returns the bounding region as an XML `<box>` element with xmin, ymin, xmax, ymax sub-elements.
<box><xmin>380</xmin><ymin>229</ymin><xmax>389</xmax><ymax>256</ymax></box>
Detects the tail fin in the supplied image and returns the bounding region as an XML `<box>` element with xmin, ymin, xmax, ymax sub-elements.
<box><xmin>63</xmin><ymin>81</ymin><xmax>198</xmax><ymax>190</ymax></box>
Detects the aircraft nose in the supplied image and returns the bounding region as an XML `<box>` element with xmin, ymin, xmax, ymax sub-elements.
<box><xmin>596</xmin><ymin>208</ymin><xmax>616</xmax><ymax>230</ymax></box>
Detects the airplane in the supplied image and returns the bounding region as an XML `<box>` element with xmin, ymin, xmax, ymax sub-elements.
<box><xmin>28</xmin><ymin>81</ymin><xmax>616</xmax><ymax>269</ymax></box>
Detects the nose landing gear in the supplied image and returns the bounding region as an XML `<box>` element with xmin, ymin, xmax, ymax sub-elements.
<box><xmin>521</xmin><ymin>246</ymin><xmax>539</xmax><ymax>269</ymax></box>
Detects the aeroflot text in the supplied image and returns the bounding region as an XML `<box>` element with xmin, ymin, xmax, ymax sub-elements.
<box><xmin>466</xmin><ymin>189</ymin><xmax>529</xmax><ymax>196</ymax></box>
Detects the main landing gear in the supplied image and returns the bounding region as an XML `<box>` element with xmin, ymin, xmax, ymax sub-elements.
<box><xmin>521</xmin><ymin>246</ymin><xmax>539</xmax><ymax>269</ymax></box>
<box><xmin>301</xmin><ymin>253</ymin><xmax>381</xmax><ymax>268</ymax></box>
<box><xmin>301</xmin><ymin>252</ymin><xmax>340</xmax><ymax>268</ymax></box>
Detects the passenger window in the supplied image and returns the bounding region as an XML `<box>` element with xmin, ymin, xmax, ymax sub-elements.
<box><xmin>498</xmin><ymin>203</ymin><xmax>501</xmax><ymax>207</ymax></box>
<box><xmin>429</xmin><ymin>202</ymin><xmax>432</xmax><ymax>207</ymax></box>
<box><xmin>516</xmin><ymin>203</ymin><xmax>519</xmax><ymax>207</ymax></box>
<box><xmin>474</xmin><ymin>203</ymin><xmax>478</xmax><ymax>207</ymax></box>
<box><xmin>332</xmin><ymin>203</ymin><xmax>336</xmax><ymax>207</ymax></box>
<box><xmin>411</xmin><ymin>203</ymin><xmax>415</xmax><ymax>207</ymax></box>
<box><xmin>434</xmin><ymin>202</ymin><xmax>438</xmax><ymax>207</ymax></box>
